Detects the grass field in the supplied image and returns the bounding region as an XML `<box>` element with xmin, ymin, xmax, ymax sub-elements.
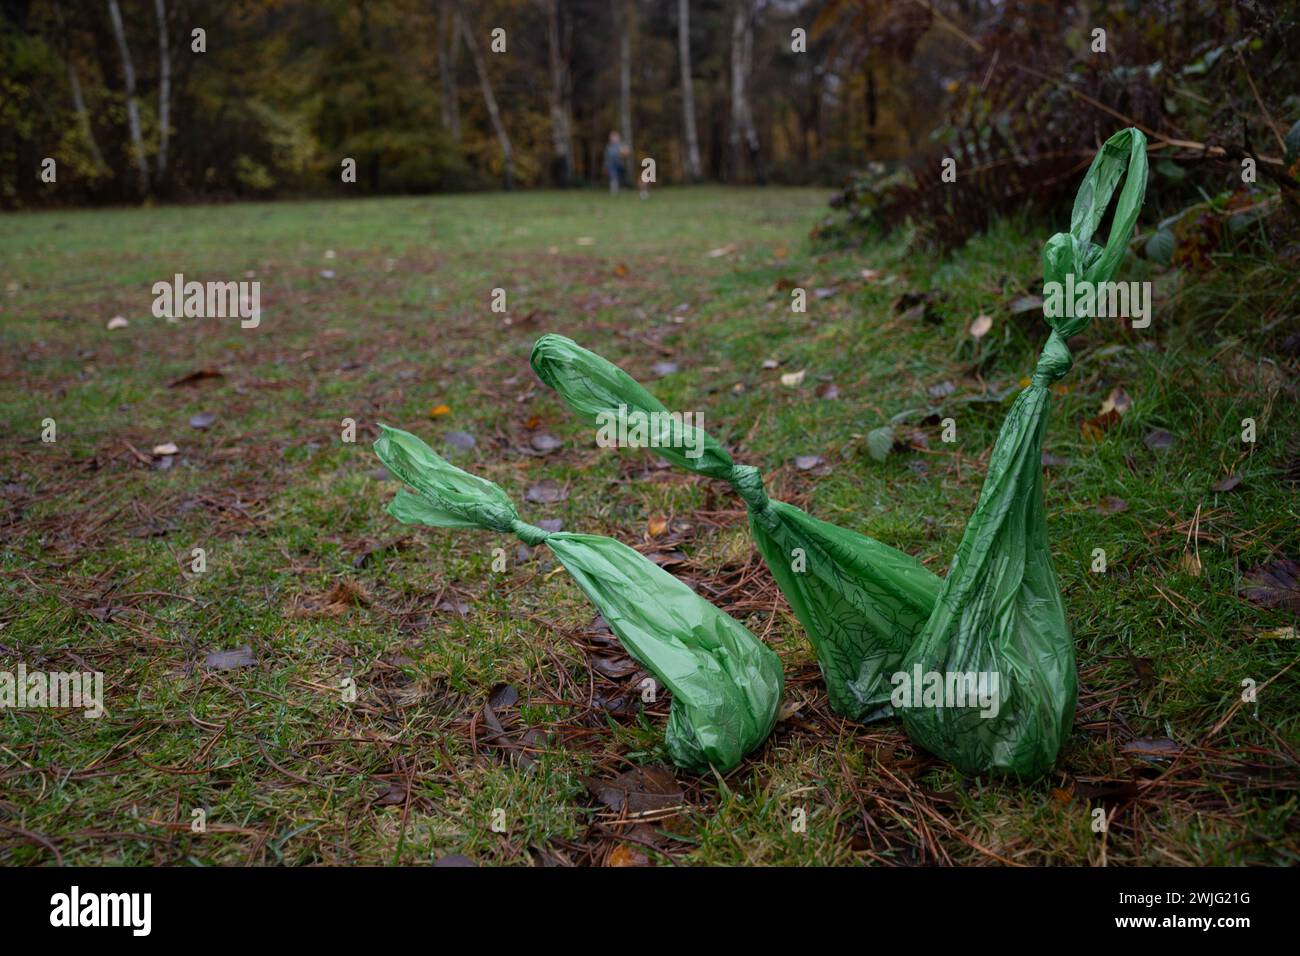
<box><xmin>1</xmin><ymin>186</ymin><xmax>1297</xmax><ymax>866</ymax></box>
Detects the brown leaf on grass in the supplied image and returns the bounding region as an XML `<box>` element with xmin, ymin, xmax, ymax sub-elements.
<box><xmin>372</xmin><ymin>779</ymin><xmax>408</xmax><ymax>807</ymax></box>
<box><xmin>969</xmin><ymin>314</ymin><xmax>993</xmax><ymax>339</ymax></box>
<box><xmin>488</xmin><ymin>683</ymin><xmax>519</xmax><ymax>709</ymax></box>
<box><xmin>1008</xmin><ymin>294</ymin><xmax>1044</xmax><ymax>315</ymax></box>
<box><xmin>1180</xmin><ymin>550</ymin><xmax>1203</xmax><ymax>576</ymax></box>
<box><xmin>204</xmin><ymin>646</ymin><xmax>256</xmax><ymax>670</ymax></box>
<box><xmin>530</xmin><ymin>433</ymin><xmax>562</xmax><ymax>453</ymax></box>
<box><xmin>1241</xmin><ymin>559</ymin><xmax>1300</xmax><ymax>614</ymax></box>
<box><xmin>1211</xmin><ymin>474</ymin><xmax>1242</xmax><ymax>492</ymax></box>
<box><xmin>815</xmin><ymin>381</ymin><xmax>840</xmax><ymax>400</ymax></box>
<box><xmin>794</xmin><ymin>455</ymin><xmax>825</xmax><ymax>471</ymax></box>
<box><xmin>606</xmin><ymin>843</ymin><xmax>650</xmax><ymax>867</ymax></box>
<box><xmin>525</xmin><ymin>480</ymin><xmax>567</xmax><ymax>504</ymax></box>
<box><xmin>167</xmin><ymin>367</ymin><xmax>224</xmax><ymax>387</ymax></box>
<box><xmin>1081</xmin><ymin>409</ymin><xmax>1121</xmax><ymax>441</ymax></box>
<box><xmin>583</xmin><ymin>765</ymin><xmax>684</xmax><ymax>814</ymax></box>
<box><xmin>1096</xmin><ymin>496</ymin><xmax>1128</xmax><ymax>515</ymax></box>
<box><xmin>613</xmin><ymin>263</ymin><xmax>630</xmax><ymax>278</ymax></box>
<box><xmin>1099</xmin><ymin>387</ymin><xmax>1132</xmax><ymax>416</ymax></box>
<box><xmin>189</xmin><ymin>411</ymin><xmax>218</xmax><ymax>430</ymax></box>
<box><xmin>1144</xmin><ymin>428</ymin><xmax>1176</xmax><ymax>451</ymax></box>
<box><xmin>593</xmin><ymin>656</ymin><xmax>638</xmax><ymax>679</ymax></box>
<box><xmin>642</xmin><ymin>550</ymin><xmax>687</xmax><ymax>568</ymax></box>
<box><xmin>292</xmin><ymin>580</ymin><xmax>371</xmax><ymax>617</ymax></box>
<box><xmin>646</xmin><ymin>515</ymin><xmax>669</xmax><ymax>538</ymax></box>
<box><xmin>1122</xmin><ymin>737</ymin><xmax>1182</xmax><ymax>759</ymax></box>
<box><xmin>1127</xmin><ymin>655</ymin><xmax>1156</xmax><ymax>685</ymax></box>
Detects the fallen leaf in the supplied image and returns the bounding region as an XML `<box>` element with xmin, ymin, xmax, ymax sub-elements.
<box><xmin>613</xmin><ymin>263</ymin><xmax>630</xmax><ymax>277</ymax></box>
<box><xmin>488</xmin><ymin>683</ymin><xmax>519</xmax><ymax>709</ymax></box>
<box><xmin>1212</xmin><ymin>474</ymin><xmax>1241</xmax><ymax>492</ymax></box>
<box><xmin>815</xmin><ymin>382</ymin><xmax>839</xmax><ymax>400</ymax></box>
<box><xmin>1144</xmin><ymin>428</ymin><xmax>1176</xmax><ymax>451</ymax></box>
<box><xmin>167</xmin><ymin>368</ymin><xmax>224</xmax><ymax>388</ymax></box>
<box><xmin>189</xmin><ymin>411</ymin><xmax>218</xmax><ymax>430</ymax></box>
<box><xmin>1008</xmin><ymin>294</ymin><xmax>1044</xmax><ymax>315</ymax></box>
<box><xmin>761</xmin><ymin>358</ymin><xmax>780</xmax><ymax>369</ymax></box>
<box><xmin>1099</xmin><ymin>387</ymin><xmax>1132</xmax><ymax>416</ymax></box>
<box><xmin>525</xmin><ymin>481</ymin><xmax>567</xmax><ymax>504</ymax></box>
<box><xmin>593</xmin><ymin>656</ymin><xmax>637</xmax><ymax>679</ymax></box>
<box><xmin>583</xmin><ymin>765</ymin><xmax>684</xmax><ymax>814</ymax></box>
<box><xmin>107</xmin><ymin>316</ymin><xmax>129</xmax><ymax>330</ymax></box>
<box><xmin>780</xmin><ymin>369</ymin><xmax>806</xmax><ymax>387</ymax></box>
<box><xmin>1122</xmin><ymin>737</ymin><xmax>1182</xmax><ymax>759</ymax></box>
<box><xmin>204</xmin><ymin>646</ymin><xmax>256</xmax><ymax>670</ymax></box>
<box><xmin>794</xmin><ymin>455</ymin><xmax>824</xmax><ymax>471</ymax></box>
<box><xmin>1081</xmin><ymin>409</ymin><xmax>1121</xmax><ymax>441</ymax></box>
<box><xmin>1241</xmin><ymin>558</ymin><xmax>1300</xmax><ymax>614</ymax></box>
<box><xmin>607</xmin><ymin>844</ymin><xmax>650</xmax><ymax>867</ymax></box>
<box><xmin>647</xmin><ymin>515</ymin><xmax>669</xmax><ymax>537</ymax></box>
<box><xmin>1179</xmin><ymin>550</ymin><xmax>1203</xmax><ymax>576</ymax></box>
<box><xmin>444</xmin><ymin>431</ymin><xmax>476</xmax><ymax>450</ymax></box>
<box><xmin>530</xmin><ymin>433</ymin><xmax>562</xmax><ymax>453</ymax></box>
<box><xmin>705</xmin><ymin>243</ymin><xmax>737</xmax><ymax>258</ymax></box>
<box><xmin>866</xmin><ymin>426</ymin><xmax>895</xmax><ymax>462</ymax></box>
<box><xmin>152</xmin><ymin>442</ymin><xmax>179</xmax><ymax>456</ymax></box>
<box><xmin>429</xmin><ymin>404</ymin><xmax>451</xmax><ymax>417</ymax></box>
<box><xmin>969</xmin><ymin>314</ymin><xmax>993</xmax><ymax>339</ymax></box>
<box><xmin>651</xmin><ymin>361</ymin><xmax>679</xmax><ymax>377</ymax></box>
<box><xmin>1096</xmin><ymin>496</ymin><xmax>1128</xmax><ymax>515</ymax></box>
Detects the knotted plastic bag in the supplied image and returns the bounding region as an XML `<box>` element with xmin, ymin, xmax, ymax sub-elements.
<box><xmin>530</xmin><ymin>334</ymin><xmax>941</xmax><ymax>723</ymax></box>
<box><xmin>373</xmin><ymin>424</ymin><xmax>783</xmax><ymax>774</ymax></box>
<box><xmin>898</xmin><ymin>127</ymin><xmax>1148</xmax><ymax>777</ymax></box>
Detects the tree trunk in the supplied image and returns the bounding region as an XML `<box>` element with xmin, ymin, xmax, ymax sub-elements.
<box><xmin>729</xmin><ymin>0</ymin><xmax>762</xmax><ymax>184</ymax></box>
<box><xmin>153</xmin><ymin>0</ymin><xmax>170</xmax><ymax>180</ymax></box>
<box><xmin>67</xmin><ymin>61</ymin><xmax>109</xmax><ymax>175</ymax></box>
<box><xmin>438</xmin><ymin>0</ymin><xmax>460</xmax><ymax>142</ymax></box>
<box><xmin>106</xmin><ymin>0</ymin><xmax>148</xmax><ymax>194</ymax></box>
<box><xmin>676</xmin><ymin>0</ymin><xmax>701</xmax><ymax>180</ymax></box>
<box><xmin>618</xmin><ymin>0</ymin><xmax>632</xmax><ymax>151</ymax></box>
<box><xmin>458</xmin><ymin>3</ymin><xmax>514</xmax><ymax>188</ymax></box>
<box><xmin>544</xmin><ymin>0</ymin><xmax>573</xmax><ymax>184</ymax></box>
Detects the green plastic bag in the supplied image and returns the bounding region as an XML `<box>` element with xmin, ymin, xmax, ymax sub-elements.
<box><xmin>373</xmin><ymin>424</ymin><xmax>783</xmax><ymax>774</ymax></box>
<box><xmin>530</xmin><ymin>334</ymin><xmax>942</xmax><ymax>723</ymax></box>
<box><xmin>898</xmin><ymin>127</ymin><xmax>1149</xmax><ymax>777</ymax></box>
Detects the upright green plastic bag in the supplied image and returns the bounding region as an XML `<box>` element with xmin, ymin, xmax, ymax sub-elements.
<box><xmin>898</xmin><ymin>127</ymin><xmax>1148</xmax><ymax>777</ymax></box>
<box><xmin>530</xmin><ymin>334</ymin><xmax>942</xmax><ymax>723</ymax></box>
<box><xmin>373</xmin><ymin>424</ymin><xmax>783</xmax><ymax>774</ymax></box>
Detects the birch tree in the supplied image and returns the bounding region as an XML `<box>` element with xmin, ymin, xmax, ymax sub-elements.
<box><xmin>154</xmin><ymin>0</ymin><xmax>171</xmax><ymax>180</ymax></box>
<box><xmin>457</xmin><ymin>2</ymin><xmax>514</xmax><ymax>188</ymax></box>
<box><xmin>544</xmin><ymin>0</ymin><xmax>573</xmax><ymax>184</ymax></box>
<box><xmin>677</xmin><ymin>0</ymin><xmax>701</xmax><ymax>180</ymax></box>
<box><xmin>438</xmin><ymin>0</ymin><xmax>461</xmax><ymax>142</ymax></box>
<box><xmin>107</xmin><ymin>0</ymin><xmax>149</xmax><ymax>194</ymax></box>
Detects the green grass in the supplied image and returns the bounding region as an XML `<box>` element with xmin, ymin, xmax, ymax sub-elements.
<box><xmin>1</xmin><ymin>186</ymin><xmax>1296</xmax><ymax>866</ymax></box>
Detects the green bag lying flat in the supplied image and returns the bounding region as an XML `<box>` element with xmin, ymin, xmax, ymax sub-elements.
<box><xmin>530</xmin><ymin>334</ymin><xmax>942</xmax><ymax>723</ymax></box>
<box><xmin>898</xmin><ymin>127</ymin><xmax>1149</xmax><ymax>777</ymax></box>
<box><xmin>372</xmin><ymin>424</ymin><xmax>783</xmax><ymax>774</ymax></box>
